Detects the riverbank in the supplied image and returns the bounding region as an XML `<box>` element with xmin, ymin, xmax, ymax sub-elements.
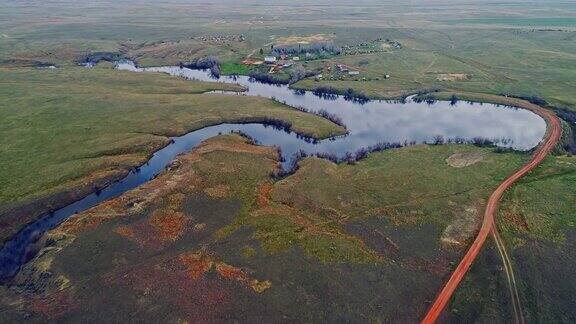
<box><xmin>0</xmin><ymin>66</ymin><xmax>346</xmax><ymax>245</ymax></box>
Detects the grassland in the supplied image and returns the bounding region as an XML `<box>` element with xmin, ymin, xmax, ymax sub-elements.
<box><xmin>441</xmin><ymin>154</ymin><xmax>576</xmax><ymax>323</ymax></box>
<box><xmin>0</xmin><ymin>65</ymin><xmax>345</xmax><ymax>242</ymax></box>
<box><xmin>1</xmin><ymin>134</ymin><xmax>530</xmax><ymax>322</ymax></box>
<box><xmin>1</xmin><ymin>0</ymin><xmax>576</xmax><ymax>320</ymax></box>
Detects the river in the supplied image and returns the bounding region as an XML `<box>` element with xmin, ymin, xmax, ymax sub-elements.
<box><xmin>0</xmin><ymin>61</ymin><xmax>546</xmax><ymax>282</ymax></box>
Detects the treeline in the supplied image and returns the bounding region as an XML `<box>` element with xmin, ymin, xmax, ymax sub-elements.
<box><xmin>500</xmin><ymin>93</ymin><xmax>548</xmax><ymax>106</ymax></box>
<box><xmin>271</xmin><ymin>42</ymin><xmax>341</xmax><ymax>56</ymax></box>
<box><xmin>248</xmin><ymin>67</ymin><xmax>316</xmax><ymax>85</ymax></box>
<box><xmin>412</xmin><ymin>94</ymin><xmax>436</xmax><ymax>104</ymax></box>
<box><xmin>79</xmin><ymin>52</ymin><xmax>126</xmax><ymax>65</ymax></box>
<box><xmin>270</xmin><ymin>134</ymin><xmax>509</xmax><ymax>180</ymax></box>
<box><xmin>269</xmin><ymin>97</ymin><xmax>347</xmax><ymax>130</ymax></box>
<box><xmin>556</xmin><ymin>107</ymin><xmax>576</xmax><ymax>154</ymax></box>
<box><xmin>229</xmin><ymin>130</ymin><xmax>259</xmax><ymax>145</ymax></box>
<box><xmin>429</xmin><ymin>135</ymin><xmax>506</xmax><ymax>148</ymax></box>
<box><xmin>312</xmin><ymin>86</ymin><xmax>371</xmax><ymax>104</ymax></box>
<box><xmin>249</xmin><ymin>72</ymin><xmax>289</xmax><ymax>85</ymax></box>
<box><xmin>184</xmin><ymin>56</ymin><xmax>220</xmax><ymax>78</ymax></box>
<box><xmin>289</xmin><ymin>66</ymin><xmax>318</xmax><ymax>84</ymax></box>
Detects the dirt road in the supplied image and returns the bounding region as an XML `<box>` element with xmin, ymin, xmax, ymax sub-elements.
<box><xmin>421</xmin><ymin>100</ymin><xmax>562</xmax><ymax>323</ymax></box>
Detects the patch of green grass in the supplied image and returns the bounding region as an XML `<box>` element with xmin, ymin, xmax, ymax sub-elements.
<box><xmin>274</xmin><ymin>145</ymin><xmax>525</xmax><ymax>227</ymax></box>
<box><xmin>220</xmin><ymin>62</ymin><xmax>252</xmax><ymax>75</ymax></box>
<box><xmin>499</xmin><ymin>155</ymin><xmax>576</xmax><ymax>244</ymax></box>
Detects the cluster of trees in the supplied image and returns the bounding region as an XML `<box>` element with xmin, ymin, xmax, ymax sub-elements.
<box><xmin>249</xmin><ymin>71</ymin><xmax>289</xmax><ymax>85</ymax></box>
<box><xmin>556</xmin><ymin>107</ymin><xmax>576</xmax><ymax>154</ymax></box>
<box><xmin>271</xmin><ymin>42</ymin><xmax>341</xmax><ymax>57</ymax></box>
<box><xmin>429</xmin><ymin>135</ymin><xmax>505</xmax><ymax>148</ymax></box>
<box><xmin>500</xmin><ymin>93</ymin><xmax>549</xmax><ymax>106</ymax></box>
<box><xmin>269</xmin><ymin>149</ymin><xmax>309</xmax><ymax>179</ymax></box>
<box><xmin>268</xmin><ymin>97</ymin><xmax>347</xmax><ymax>130</ymax></box>
<box><xmin>248</xmin><ymin>67</ymin><xmax>316</xmax><ymax>85</ymax></box>
<box><xmin>226</xmin><ymin>116</ymin><xmax>295</xmax><ymax>135</ymax></box>
<box><xmin>316</xmin><ymin>109</ymin><xmax>345</xmax><ymax>128</ymax></box>
<box><xmin>270</xmin><ymin>134</ymin><xmax>508</xmax><ymax>180</ymax></box>
<box><xmin>312</xmin><ymin>86</ymin><xmax>339</xmax><ymax>100</ymax></box>
<box><xmin>449</xmin><ymin>94</ymin><xmax>459</xmax><ymax>106</ymax></box>
<box><xmin>229</xmin><ymin>130</ymin><xmax>259</xmax><ymax>145</ymax></box>
<box><xmin>342</xmin><ymin>88</ymin><xmax>370</xmax><ymax>104</ymax></box>
<box><xmin>293</xmin><ymin>89</ymin><xmax>306</xmax><ymax>96</ymax></box>
<box><xmin>80</xmin><ymin>52</ymin><xmax>126</xmax><ymax>65</ymax></box>
<box><xmin>557</xmin><ymin>108</ymin><xmax>576</xmax><ymax>124</ymax></box>
<box><xmin>288</xmin><ymin>66</ymin><xmax>318</xmax><ymax>84</ymax></box>
<box><xmin>412</xmin><ymin>94</ymin><xmax>437</xmax><ymax>105</ymax></box>
<box><xmin>184</xmin><ymin>56</ymin><xmax>220</xmax><ymax>78</ymax></box>
<box><xmin>312</xmin><ymin>86</ymin><xmax>370</xmax><ymax>104</ymax></box>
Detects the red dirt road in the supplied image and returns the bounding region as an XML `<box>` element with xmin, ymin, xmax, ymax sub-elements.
<box><xmin>421</xmin><ymin>101</ymin><xmax>562</xmax><ymax>324</ymax></box>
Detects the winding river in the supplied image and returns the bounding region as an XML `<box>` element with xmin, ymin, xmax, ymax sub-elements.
<box><xmin>0</xmin><ymin>61</ymin><xmax>546</xmax><ymax>282</ymax></box>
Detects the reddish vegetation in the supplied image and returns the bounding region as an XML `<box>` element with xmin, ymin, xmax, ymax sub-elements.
<box><xmin>104</xmin><ymin>258</ymin><xmax>233</xmax><ymax>322</ymax></box>
<box><xmin>179</xmin><ymin>252</ymin><xmax>214</xmax><ymax>279</ymax></box>
<box><xmin>422</xmin><ymin>102</ymin><xmax>562</xmax><ymax>323</ymax></box>
<box><xmin>114</xmin><ymin>225</ymin><xmax>136</xmax><ymax>241</ymax></box>
<box><xmin>501</xmin><ymin>210</ymin><xmax>529</xmax><ymax>231</ymax></box>
<box><xmin>112</xmin><ymin>209</ymin><xmax>190</xmax><ymax>249</ymax></box>
<box><xmin>216</xmin><ymin>263</ymin><xmax>250</xmax><ymax>281</ymax></box>
<box><xmin>177</xmin><ymin>251</ymin><xmax>271</xmax><ymax>293</ymax></box>
<box><xmin>149</xmin><ymin>210</ymin><xmax>188</xmax><ymax>242</ymax></box>
<box><xmin>256</xmin><ymin>182</ymin><xmax>274</xmax><ymax>208</ymax></box>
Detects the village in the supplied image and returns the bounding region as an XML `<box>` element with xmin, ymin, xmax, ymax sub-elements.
<box><xmin>241</xmin><ymin>37</ymin><xmax>397</xmax><ymax>81</ymax></box>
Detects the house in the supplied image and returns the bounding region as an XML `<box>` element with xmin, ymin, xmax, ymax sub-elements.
<box><xmin>385</xmin><ymin>74</ymin><xmax>390</xmax><ymax>79</ymax></box>
<box><xmin>348</xmin><ymin>71</ymin><xmax>360</xmax><ymax>76</ymax></box>
<box><xmin>292</xmin><ymin>56</ymin><xmax>300</xmax><ymax>61</ymax></box>
<box><xmin>264</xmin><ymin>56</ymin><xmax>277</xmax><ymax>64</ymax></box>
<box><xmin>337</xmin><ymin>64</ymin><xmax>349</xmax><ymax>72</ymax></box>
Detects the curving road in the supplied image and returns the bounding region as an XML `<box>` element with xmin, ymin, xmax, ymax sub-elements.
<box><xmin>421</xmin><ymin>100</ymin><xmax>562</xmax><ymax>324</ymax></box>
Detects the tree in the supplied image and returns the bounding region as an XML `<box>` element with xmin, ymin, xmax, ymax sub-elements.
<box><xmin>433</xmin><ymin>135</ymin><xmax>445</xmax><ymax>145</ymax></box>
<box><xmin>259</xmin><ymin>48</ymin><xmax>264</xmax><ymax>55</ymax></box>
<box><xmin>450</xmin><ymin>94</ymin><xmax>459</xmax><ymax>106</ymax></box>
<box><xmin>289</xmin><ymin>66</ymin><xmax>306</xmax><ymax>84</ymax></box>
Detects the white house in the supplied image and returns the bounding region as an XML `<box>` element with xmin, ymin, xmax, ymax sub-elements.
<box><xmin>348</xmin><ymin>71</ymin><xmax>360</xmax><ymax>76</ymax></box>
<box><xmin>264</xmin><ymin>56</ymin><xmax>277</xmax><ymax>64</ymax></box>
<box><xmin>292</xmin><ymin>56</ymin><xmax>300</xmax><ymax>61</ymax></box>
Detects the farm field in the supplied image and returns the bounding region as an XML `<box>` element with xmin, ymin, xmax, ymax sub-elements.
<box><xmin>1</xmin><ymin>0</ymin><xmax>575</xmax><ymax>322</ymax></box>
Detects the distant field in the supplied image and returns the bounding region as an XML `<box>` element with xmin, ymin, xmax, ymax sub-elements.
<box><xmin>445</xmin><ymin>18</ymin><xmax>576</xmax><ymax>27</ymax></box>
<box><xmin>1</xmin><ymin>1</ymin><xmax>575</xmax><ymax>109</ymax></box>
